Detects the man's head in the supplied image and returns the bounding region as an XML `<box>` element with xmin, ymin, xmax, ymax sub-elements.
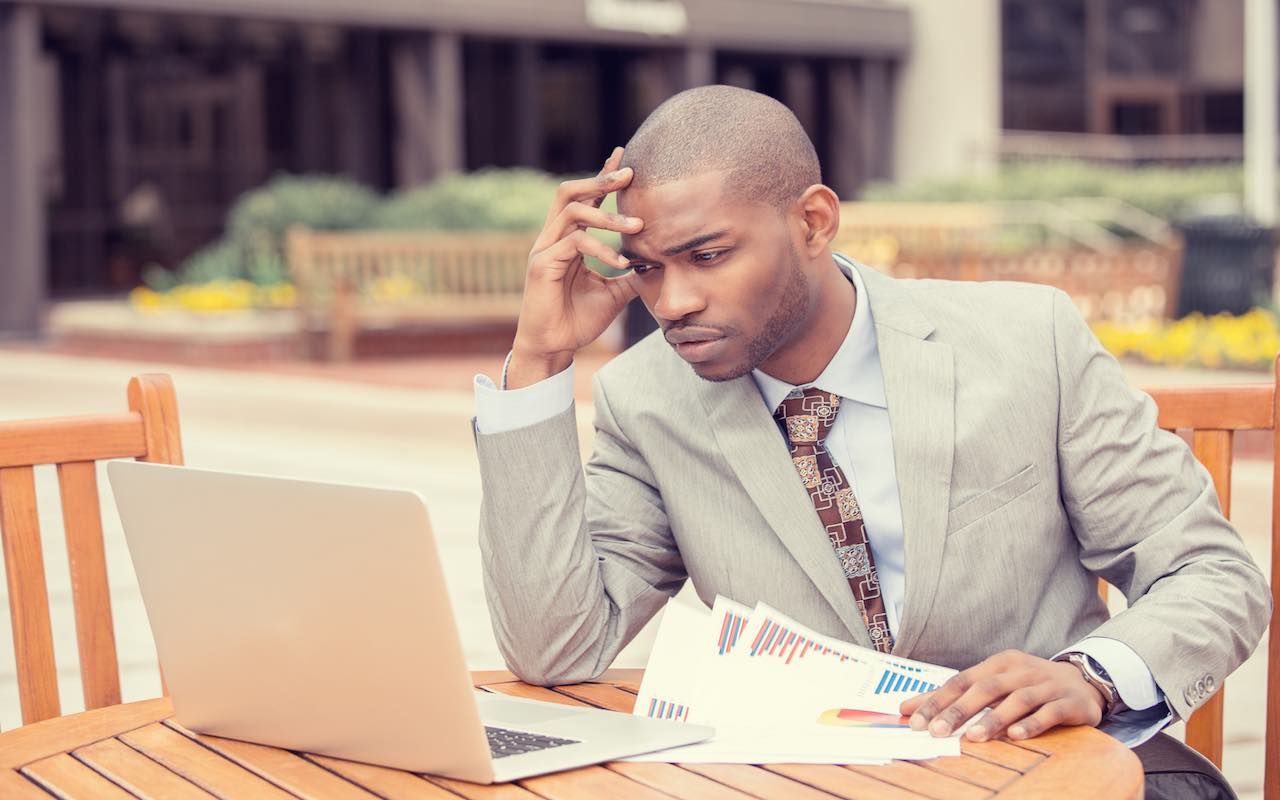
<box><xmin>616</xmin><ymin>85</ymin><xmax>844</xmax><ymax>382</ymax></box>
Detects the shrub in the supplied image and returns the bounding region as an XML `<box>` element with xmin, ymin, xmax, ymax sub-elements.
<box><xmin>862</xmin><ymin>161</ymin><xmax>1245</xmax><ymax>221</ymax></box>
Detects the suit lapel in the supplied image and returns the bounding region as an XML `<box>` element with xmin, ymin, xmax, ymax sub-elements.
<box><xmin>695</xmin><ymin>376</ymin><xmax>872</xmax><ymax>647</ymax></box>
<box><xmin>857</xmin><ymin>265</ymin><xmax>955</xmax><ymax>657</ymax></box>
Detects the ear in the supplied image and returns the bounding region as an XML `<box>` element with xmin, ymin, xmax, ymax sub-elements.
<box><xmin>792</xmin><ymin>185</ymin><xmax>841</xmax><ymax>258</ymax></box>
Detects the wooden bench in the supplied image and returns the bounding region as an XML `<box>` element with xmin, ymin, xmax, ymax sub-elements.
<box><xmin>285</xmin><ymin>227</ymin><xmax>532</xmax><ymax>361</ymax></box>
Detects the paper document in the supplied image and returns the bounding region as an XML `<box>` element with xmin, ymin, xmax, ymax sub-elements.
<box><xmin>625</xmin><ymin>597</ymin><xmax>964</xmax><ymax>764</ymax></box>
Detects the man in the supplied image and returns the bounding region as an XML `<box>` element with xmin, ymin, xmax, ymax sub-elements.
<box><xmin>473</xmin><ymin>86</ymin><xmax>1270</xmax><ymax>797</ymax></box>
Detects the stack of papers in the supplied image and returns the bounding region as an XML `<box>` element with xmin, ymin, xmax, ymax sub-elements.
<box><xmin>624</xmin><ymin>596</ymin><xmax>962</xmax><ymax>764</ymax></box>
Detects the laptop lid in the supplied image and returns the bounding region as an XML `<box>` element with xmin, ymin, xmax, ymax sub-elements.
<box><xmin>107</xmin><ymin>460</ymin><xmax>494</xmax><ymax>779</ymax></box>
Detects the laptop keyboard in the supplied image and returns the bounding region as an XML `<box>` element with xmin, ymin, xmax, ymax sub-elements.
<box><xmin>484</xmin><ymin>726</ymin><xmax>580</xmax><ymax>759</ymax></box>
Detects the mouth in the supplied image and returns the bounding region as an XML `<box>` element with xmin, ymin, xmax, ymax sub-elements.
<box><xmin>669</xmin><ymin>335</ymin><xmax>728</xmax><ymax>363</ymax></box>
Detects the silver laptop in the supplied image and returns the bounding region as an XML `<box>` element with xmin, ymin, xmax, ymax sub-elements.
<box><xmin>107</xmin><ymin>461</ymin><xmax>712</xmax><ymax>783</ymax></box>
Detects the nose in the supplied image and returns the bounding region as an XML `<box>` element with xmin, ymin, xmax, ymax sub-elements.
<box><xmin>651</xmin><ymin>267</ymin><xmax>707</xmax><ymax>322</ymax></box>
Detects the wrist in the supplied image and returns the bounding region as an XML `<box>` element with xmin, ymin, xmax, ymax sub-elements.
<box><xmin>1054</xmin><ymin>652</ymin><xmax>1124</xmax><ymax>719</ymax></box>
<box><xmin>505</xmin><ymin>346</ymin><xmax>573</xmax><ymax>390</ymax></box>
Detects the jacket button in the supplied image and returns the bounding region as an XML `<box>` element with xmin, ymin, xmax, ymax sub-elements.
<box><xmin>1205</xmin><ymin>675</ymin><xmax>1216</xmax><ymax>692</ymax></box>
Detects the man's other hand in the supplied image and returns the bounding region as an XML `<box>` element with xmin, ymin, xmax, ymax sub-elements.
<box><xmin>898</xmin><ymin>649</ymin><xmax>1106</xmax><ymax>742</ymax></box>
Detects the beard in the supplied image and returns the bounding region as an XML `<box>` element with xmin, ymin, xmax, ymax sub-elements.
<box><xmin>695</xmin><ymin>251</ymin><xmax>810</xmax><ymax>383</ymax></box>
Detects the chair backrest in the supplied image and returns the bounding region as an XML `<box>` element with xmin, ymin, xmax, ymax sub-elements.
<box><xmin>1143</xmin><ymin>357</ymin><xmax>1278</xmax><ymax>799</ymax></box>
<box><xmin>0</xmin><ymin>374</ymin><xmax>183</xmax><ymax>726</ymax></box>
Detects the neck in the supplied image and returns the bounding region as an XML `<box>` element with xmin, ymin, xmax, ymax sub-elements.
<box><xmin>758</xmin><ymin>256</ymin><xmax>855</xmax><ymax>385</ymax></box>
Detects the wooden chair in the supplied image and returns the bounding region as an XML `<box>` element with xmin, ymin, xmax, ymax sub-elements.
<box><xmin>0</xmin><ymin>374</ymin><xmax>183</xmax><ymax>727</ymax></box>
<box><xmin>1141</xmin><ymin>356</ymin><xmax>1278</xmax><ymax>799</ymax></box>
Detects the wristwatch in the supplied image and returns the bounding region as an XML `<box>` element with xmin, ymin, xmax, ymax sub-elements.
<box><xmin>1053</xmin><ymin>652</ymin><xmax>1128</xmax><ymax>718</ymax></box>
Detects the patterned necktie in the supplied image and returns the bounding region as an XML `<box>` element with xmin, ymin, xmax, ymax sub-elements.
<box><xmin>774</xmin><ymin>387</ymin><xmax>894</xmax><ymax>653</ymax></box>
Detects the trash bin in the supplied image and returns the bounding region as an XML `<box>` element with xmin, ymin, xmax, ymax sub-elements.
<box><xmin>1174</xmin><ymin>216</ymin><xmax>1276</xmax><ymax>316</ymax></box>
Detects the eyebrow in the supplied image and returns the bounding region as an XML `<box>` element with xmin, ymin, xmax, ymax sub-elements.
<box><xmin>620</xmin><ymin>229</ymin><xmax>731</xmax><ymax>261</ymax></box>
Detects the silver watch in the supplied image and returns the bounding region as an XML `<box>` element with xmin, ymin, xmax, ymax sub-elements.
<box><xmin>1054</xmin><ymin>652</ymin><xmax>1128</xmax><ymax>718</ymax></box>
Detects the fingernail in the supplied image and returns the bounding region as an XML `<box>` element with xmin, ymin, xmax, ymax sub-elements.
<box><xmin>909</xmin><ymin>714</ymin><xmax>927</xmax><ymax>731</ymax></box>
<box><xmin>610</xmin><ymin>168</ymin><xmax>630</xmax><ymax>179</ymax></box>
<box><xmin>966</xmin><ymin>725</ymin><xmax>986</xmax><ymax>741</ymax></box>
<box><xmin>624</xmin><ymin>216</ymin><xmax>642</xmax><ymax>226</ymax></box>
<box><xmin>929</xmin><ymin>720</ymin><xmax>951</xmax><ymax>736</ymax></box>
<box><xmin>617</xmin><ymin>254</ymin><xmax>630</xmax><ymax>267</ymax></box>
<box><xmin>1009</xmin><ymin>725</ymin><xmax>1025</xmax><ymax>739</ymax></box>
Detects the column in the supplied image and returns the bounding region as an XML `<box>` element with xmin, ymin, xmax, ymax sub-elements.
<box><xmin>861</xmin><ymin>59</ymin><xmax>894</xmax><ymax>182</ymax></box>
<box><xmin>513</xmin><ymin>41</ymin><xmax>543</xmax><ymax>168</ymax></box>
<box><xmin>392</xmin><ymin>32</ymin><xmax>464</xmax><ymax>187</ymax></box>
<box><xmin>826</xmin><ymin>60</ymin><xmax>864</xmax><ymax>199</ymax></box>
<box><xmin>0</xmin><ymin>4</ymin><xmax>45</xmax><ymax>337</ymax></box>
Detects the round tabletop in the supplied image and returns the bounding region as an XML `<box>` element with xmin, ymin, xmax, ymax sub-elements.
<box><xmin>0</xmin><ymin>669</ymin><xmax>1143</xmax><ymax>799</ymax></box>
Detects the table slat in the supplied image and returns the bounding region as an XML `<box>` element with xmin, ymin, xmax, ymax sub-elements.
<box><xmin>22</xmin><ymin>753</ymin><xmax>137</xmax><ymax>799</ymax></box>
<box><xmin>679</xmin><ymin>764</ymin><xmax>845</xmax><ymax>800</ymax></box>
<box><xmin>118</xmin><ymin>724</ymin><xmax>297</xmax><ymax>799</ymax></box>
<box><xmin>74</xmin><ymin>738</ymin><xmax>217</xmax><ymax>800</ymax></box>
<box><xmin>764</xmin><ymin>763</ymin><xmax>931</xmax><ymax>800</ymax></box>
<box><xmin>552</xmin><ymin>683</ymin><xmax>639</xmax><ymax>712</ymax></box>
<box><xmin>0</xmin><ymin>769</ymin><xmax>58</xmax><ymax>799</ymax></box>
<box><xmin>956</xmin><ymin>740</ymin><xmax>1045</xmax><ymax>773</ymax></box>
<box><xmin>167</xmin><ymin>722</ymin><xmax>381</xmax><ymax>800</ymax></box>
<box><xmin>848</xmin><ymin>761</ymin><xmax>991</xmax><ymax>800</ymax></box>
<box><xmin>427</xmin><ymin>774</ymin><xmax>553</xmax><ymax>799</ymax></box>
<box><xmin>918</xmin><ymin>755</ymin><xmax>1020</xmax><ymax>791</ymax></box>
<box><xmin>0</xmin><ymin>699</ymin><xmax>172</xmax><ymax>769</ymax></box>
<box><xmin>607</xmin><ymin>761</ymin><xmax>759</xmax><ymax>799</ymax></box>
<box><xmin>519</xmin><ymin>763</ymin><xmax>680</xmax><ymax>800</ymax></box>
<box><xmin>304</xmin><ymin>755</ymin><xmax>463</xmax><ymax>800</ymax></box>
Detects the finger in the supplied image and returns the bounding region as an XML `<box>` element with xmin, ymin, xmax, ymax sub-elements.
<box><xmin>545</xmin><ymin>201</ymin><xmax>644</xmax><ymax>244</ymax></box>
<box><xmin>907</xmin><ymin>651</ymin><xmax>1026</xmax><ymax>732</ymax></box>
<box><xmin>907</xmin><ymin>664</ymin><xmax>990</xmax><ymax>732</ymax></box>
<box><xmin>589</xmin><ymin>147</ymin><xmax>626</xmax><ymax>209</ymax></box>
<box><xmin>533</xmin><ymin>230</ymin><xmax>630</xmax><ymax>278</ymax></box>
<box><xmin>964</xmin><ymin>683</ymin><xmax>1053</xmax><ymax>742</ymax></box>
<box><xmin>922</xmin><ymin>668</ymin><xmax>1033</xmax><ymax>737</ymax></box>
<box><xmin>1007</xmin><ymin>698</ymin><xmax>1079</xmax><ymax>740</ymax></box>
<box><xmin>899</xmin><ymin>691</ymin><xmax>932</xmax><ymax>717</ymax></box>
<box><xmin>537</xmin><ymin>170</ymin><xmax>636</xmax><ymax>249</ymax></box>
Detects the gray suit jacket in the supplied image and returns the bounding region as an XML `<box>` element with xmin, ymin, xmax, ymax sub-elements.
<box><xmin>474</xmin><ymin>262</ymin><xmax>1271</xmax><ymax>720</ymax></box>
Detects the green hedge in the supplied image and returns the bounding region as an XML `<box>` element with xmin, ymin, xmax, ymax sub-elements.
<box><xmin>861</xmin><ymin>161</ymin><xmax>1245</xmax><ymax>221</ymax></box>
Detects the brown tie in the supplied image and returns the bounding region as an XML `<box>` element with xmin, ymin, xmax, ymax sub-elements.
<box><xmin>774</xmin><ymin>387</ymin><xmax>894</xmax><ymax>653</ymax></box>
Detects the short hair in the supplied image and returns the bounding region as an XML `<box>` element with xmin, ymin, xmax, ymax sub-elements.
<box><xmin>620</xmin><ymin>85</ymin><xmax>821</xmax><ymax>209</ymax></box>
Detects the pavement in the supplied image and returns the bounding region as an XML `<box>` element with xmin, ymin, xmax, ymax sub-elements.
<box><xmin>0</xmin><ymin>346</ymin><xmax>1272</xmax><ymax>797</ymax></box>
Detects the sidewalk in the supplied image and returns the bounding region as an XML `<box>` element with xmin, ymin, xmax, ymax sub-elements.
<box><xmin>0</xmin><ymin>346</ymin><xmax>1272</xmax><ymax>797</ymax></box>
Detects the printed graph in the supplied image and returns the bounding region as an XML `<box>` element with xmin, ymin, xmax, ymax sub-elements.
<box><xmin>717</xmin><ymin>608</ymin><xmax>749</xmax><ymax>655</ymax></box>
<box><xmin>873</xmin><ymin>665</ymin><xmax>938</xmax><ymax>695</ymax></box>
<box><xmin>645</xmin><ymin>697</ymin><xmax>690</xmax><ymax>722</ymax></box>
<box><xmin>746</xmin><ymin>616</ymin><xmax>850</xmax><ymax>665</ymax></box>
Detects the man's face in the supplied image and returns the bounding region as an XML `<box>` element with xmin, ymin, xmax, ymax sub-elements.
<box><xmin>618</xmin><ymin>171</ymin><xmax>812</xmax><ymax>382</ymax></box>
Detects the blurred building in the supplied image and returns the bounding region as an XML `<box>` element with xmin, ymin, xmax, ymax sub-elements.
<box><xmin>2</xmin><ymin>0</ymin><xmax>937</xmax><ymax>331</ymax></box>
<box><xmin>5</xmin><ymin>1</ymin><xmax>1259</xmax><ymax>335</ymax></box>
<box><xmin>1002</xmin><ymin>0</ymin><xmax>1255</xmax><ymax>159</ymax></box>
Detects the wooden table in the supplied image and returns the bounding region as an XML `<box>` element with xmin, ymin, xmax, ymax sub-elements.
<box><xmin>0</xmin><ymin>669</ymin><xmax>1143</xmax><ymax>799</ymax></box>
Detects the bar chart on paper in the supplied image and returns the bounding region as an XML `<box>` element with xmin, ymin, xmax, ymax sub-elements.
<box><xmin>645</xmin><ymin>697</ymin><xmax>691</xmax><ymax>722</ymax></box>
<box><xmin>873</xmin><ymin>665</ymin><xmax>939</xmax><ymax>696</ymax></box>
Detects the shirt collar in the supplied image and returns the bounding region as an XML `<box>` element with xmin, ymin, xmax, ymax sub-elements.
<box><xmin>752</xmin><ymin>254</ymin><xmax>887</xmax><ymax>412</ymax></box>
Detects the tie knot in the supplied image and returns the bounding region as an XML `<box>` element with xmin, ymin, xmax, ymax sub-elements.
<box><xmin>773</xmin><ymin>387</ymin><xmax>840</xmax><ymax>446</ymax></box>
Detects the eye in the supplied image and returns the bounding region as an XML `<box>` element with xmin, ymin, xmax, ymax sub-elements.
<box><xmin>630</xmin><ymin>263</ymin><xmax>657</xmax><ymax>276</ymax></box>
<box><xmin>692</xmin><ymin>250</ymin><xmax>727</xmax><ymax>264</ymax></box>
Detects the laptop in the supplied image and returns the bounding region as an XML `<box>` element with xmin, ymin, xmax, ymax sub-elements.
<box><xmin>107</xmin><ymin>461</ymin><xmax>712</xmax><ymax>783</ymax></box>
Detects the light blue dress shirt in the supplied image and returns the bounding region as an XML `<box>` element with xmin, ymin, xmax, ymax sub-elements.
<box><xmin>474</xmin><ymin>258</ymin><xmax>1172</xmax><ymax>746</ymax></box>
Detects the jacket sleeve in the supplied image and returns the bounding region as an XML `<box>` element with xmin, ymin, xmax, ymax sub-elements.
<box><xmin>474</xmin><ymin>372</ymin><xmax>686</xmax><ymax>686</ymax></box>
<box><xmin>1050</xmin><ymin>289</ymin><xmax>1272</xmax><ymax>720</ymax></box>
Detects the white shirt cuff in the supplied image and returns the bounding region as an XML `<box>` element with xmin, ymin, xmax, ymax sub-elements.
<box><xmin>1057</xmin><ymin>636</ymin><xmax>1165</xmax><ymax>711</ymax></box>
<box><xmin>473</xmin><ymin>359</ymin><xmax>576</xmax><ymax>435</ymax></box>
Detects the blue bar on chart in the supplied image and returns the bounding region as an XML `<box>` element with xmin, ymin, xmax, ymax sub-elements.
<box><xmin>873</xmin><ymin>667</ymin><xmax>939</xmax><ymax>695</ymax></box>
<box><xmin>718</xmin><ymin>609</ymin><xmax>748</xmax><ymax>655</ymax></box>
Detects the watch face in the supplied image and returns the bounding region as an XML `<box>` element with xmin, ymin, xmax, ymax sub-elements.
<box><xmin>1084</xmin><ymin>655</ymin><xmax>1113</xmax><ymax>683</ymax></box>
